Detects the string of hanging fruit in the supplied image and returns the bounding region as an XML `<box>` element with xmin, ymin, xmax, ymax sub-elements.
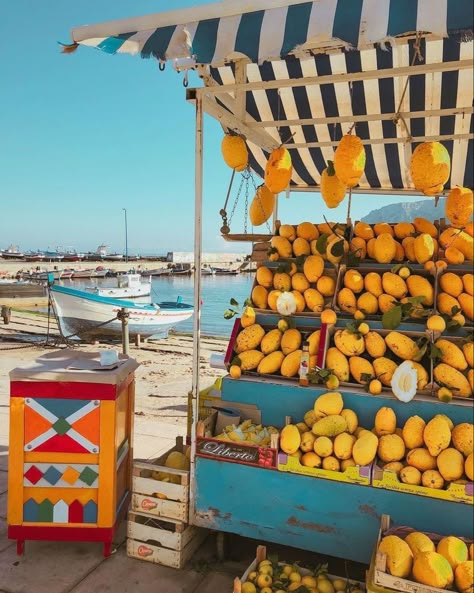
<box><xmin>221</xmin><ymin>132</ymin><xmax>472</xmax><ymax>225</ymax></box>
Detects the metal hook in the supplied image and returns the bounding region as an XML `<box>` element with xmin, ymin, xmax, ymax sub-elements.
<box><xmin>183</xmin><ymin>72</ymin><xmax>189</xmax><ymax>87</ymax></box>
<box><xmin>159</xmin><ymin>60</ymin><xmax>166</xmax><ymax>71</ymax></box>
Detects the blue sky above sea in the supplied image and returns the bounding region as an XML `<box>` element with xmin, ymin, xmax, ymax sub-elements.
<box><xmin>1</xmin><ymin>0</ymin><xmax>429</xmax><ymax>256</ymax></box>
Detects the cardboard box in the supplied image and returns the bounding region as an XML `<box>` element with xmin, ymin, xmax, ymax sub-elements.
<box><xmin>196</xmin><ymin>412</ymin><xmax>278</xmax><ymax>470</ymax></box>
<box><xmin>278</xmin><ymin>452</ymin><xmax>373</xmax><ymax>486</ymax></box>
<box><xmin>368</xmin><ymin>514</ymin><xmax>473</xmax><ymax>593</ymax></box>
<box><xmin>372</xmin><ymin>461</ymin><xmax>473</xmax><ymax>505</ymax></box>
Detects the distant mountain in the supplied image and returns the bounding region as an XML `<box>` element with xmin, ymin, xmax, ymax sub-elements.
<box><xmin>362</xmin><ymin>198</ymin><xmax>446</xmax><ymax>224</ymax></box>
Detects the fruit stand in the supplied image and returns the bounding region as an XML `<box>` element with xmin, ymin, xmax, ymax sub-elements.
<box><xmin>67</xmin><ymin>0</ymin><xmax>474</xmax><ymax>575</ymax></box>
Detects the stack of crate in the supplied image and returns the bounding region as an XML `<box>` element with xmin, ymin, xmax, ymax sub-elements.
<box><xmin>127</xmin><ymin>437</ymin><xmax>207</xmax><ymax>569</ymax></box>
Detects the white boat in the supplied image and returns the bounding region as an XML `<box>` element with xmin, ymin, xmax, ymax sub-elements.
<box><xmin>201</xmin><ymin>265</ymin><xmax>216</xmax><ymax>276</ymax></box>
<box><xmin>86</xmin><ymin>274</ymin><xmax>152</xmax><ymax>299</ymax></box>
<box><xmin>50</xmin><ymin>284</ymin><xmax>193</xmax><ymax>338</ymax></box>
<box><xmin>1</xmin><ymin>244</ymin><xmax>24</xmax><ymax>260</ymax></box>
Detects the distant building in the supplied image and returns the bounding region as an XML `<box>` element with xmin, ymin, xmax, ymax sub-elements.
<box><xmin>166</xmin><ymin>251</ymin><xmax>247</xmax><ymax>264</ymax></box>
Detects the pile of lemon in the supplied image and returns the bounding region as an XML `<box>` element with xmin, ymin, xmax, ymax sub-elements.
<box><xmin>241</xmin><ymin>558</ymin><xmax>363</xmax><ymax>593</ymax></box>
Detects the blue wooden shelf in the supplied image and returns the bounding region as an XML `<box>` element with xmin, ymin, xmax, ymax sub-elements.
<box><xmin>194</xmin><ymin>457</ymin><xmax>473</xmax><ymax>564</ymax></box>
<box><xmin>193</xmin><ymin>375</ymin><xmax>474</xmax><ymax>562</ymax></box>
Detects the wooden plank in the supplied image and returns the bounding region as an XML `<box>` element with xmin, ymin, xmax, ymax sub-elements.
<box><xmin>132</xmin><ymin>476</ymin><xmax>188</xmax><ymax>503</ymax></box>
<box><xmin>126</xmin><ymin>525</ymin><xmax>208</xmax><ymax>569</ymax></box>
<box><xmin>98</xmin><ymin>400</ymin><xmax>115</xmax><ymax>527</ymax></box>
<box><xmin>288</xmin><ymin>132</ymin><xmax>473</xmax><ymax>149</ymax></box>
<box><xmin>202</xmin><ymin>59</ymin><xmax>473</xmax><ymax>94</ymax></box>
<box><xmin>131</xmin><ymin>493</ymin><xmax>187</xmax><ymax>522</ymax></box>
<box><xmin>8</xmin><ymin>397</ymin><xmax>25</xmax><ymax>524</ymax></box>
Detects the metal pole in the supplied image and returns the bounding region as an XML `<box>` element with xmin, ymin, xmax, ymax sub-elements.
<box><xmin>123</xmin><ymin>208</ymin><xmax>128</xmax><ymax>264</ymax></box>
<box><xmin>120</xmin><ymin>307</ymin><xmax>130</xmax><ymax>355</ymax></box>
<box><xmin>189</xmin><ymin>90</ymin><xmax>203</xmax><ymax>525</ymax></box>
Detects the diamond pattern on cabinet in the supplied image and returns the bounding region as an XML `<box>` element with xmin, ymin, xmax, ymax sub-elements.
<box><xmin>24</xmin><ymin>463</ymin><xmax>99</xmax><ymax>488</ymax></box>
<box><xmin>24</xmin><ymin>398</ymin><xmax>100</xmax><ymax>453</ymax></box>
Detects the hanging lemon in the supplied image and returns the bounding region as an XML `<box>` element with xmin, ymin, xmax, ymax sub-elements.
<box><xmin>265</xmin><ymin>147</ymin><xmax>293</xmax><ymax>193</ymax></box>
<box><xmin>445</xmin><ymin>186</ymin><xmax>473</xmax><ymax>228</ymax></box>
<box><xmin>410</xmin><ymin>142</ymin><xmax>450</xmax><ymax>196</ymax></box>
<box><xmin>334</xmin><ymin>134</ymin><xmax>366</xmax><ymax>188</ymax></box>
<box><xmin>320</xmin><ymin>160</ymin><xmax>347</xmax><ymax>208</ymax></box>
<box><xmin>221</xmin><ymin>134</ymin><xmax>248</xmax><ymax>171</ymax></box>
<box><xmin>249</xmin><ymin>185</ymin><xmax>275</xmax><ymax>226</ymax></box>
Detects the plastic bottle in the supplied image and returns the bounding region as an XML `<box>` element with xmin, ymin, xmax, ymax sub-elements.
<box><xmin>299</xmin><ymin>340</ymin><xmax>310</xmax><ymax>387</ymax></box>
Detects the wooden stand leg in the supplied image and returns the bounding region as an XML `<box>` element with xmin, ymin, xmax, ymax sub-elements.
<box><xmin>103</xmin><ymin>541</ymin><xmax>112</xmax><ymax>558</ymax></box>
<box><xmin>216</xmin><ymin>531</ymin><xmax>225</xmax><ymax>561</ymax></box>
<box><xmin>17</xmin><ymin>540</ymin><xmax>25</xmax><ymax>556</ymax></box>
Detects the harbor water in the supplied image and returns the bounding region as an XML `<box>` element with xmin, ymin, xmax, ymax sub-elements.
<box><xmin>59</xmin><ymin>274</ymin><xmax>255</xmax><ymax>338</ymax></box>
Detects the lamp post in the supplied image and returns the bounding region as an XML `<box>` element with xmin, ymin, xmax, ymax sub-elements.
<box><xmin>122</xmin><ymin>208</ymin><xmax>128</xmax><ymax>264</ymax></box>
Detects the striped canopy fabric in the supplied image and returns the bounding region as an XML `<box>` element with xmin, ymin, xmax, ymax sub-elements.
<box><xmin>209</xmin><ymin>37</ymin><xmax>473</xmax><ymax>192</ymax></box>
<box><xmin>72</xmin><ymin>0</ymin><xmax>472</xmax><ymax>63</ymax></box>
<box><xmin>70</xmin><ymin>0</ymin><xmax>474</xmax><ymax>193</ymax></box>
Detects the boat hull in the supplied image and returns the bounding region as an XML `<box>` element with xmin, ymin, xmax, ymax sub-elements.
<box><xmin>50</xmin><ymin>285</ymin><xmax>193</xmax><ymax>338</ymax></box>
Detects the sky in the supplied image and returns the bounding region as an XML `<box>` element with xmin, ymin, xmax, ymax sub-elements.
<box><xmin>0</xmin><ymin>0</ymin><xmax>428</xmax><ymax>256</ymax></box>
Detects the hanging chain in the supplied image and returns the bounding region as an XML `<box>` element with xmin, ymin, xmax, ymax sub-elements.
<box><xmin>243</xmin><ymin>169</ymin><xmax>250</xmax><ymax>234</ymax></box>
<box><xmin>227</xmin><ymin>172</ymin><xmax>246</xmax><ymax>227</ymax></box>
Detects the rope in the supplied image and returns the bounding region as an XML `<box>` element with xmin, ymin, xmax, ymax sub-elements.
<box><xmin>393</xmin><ymin>32</ymin><xmax>424</xmax><ymax>135</ymax></box>
<box><xmin>346</xmin><ymin>187</ymin><xmax>353</xmax><ymax>221</ymax></box>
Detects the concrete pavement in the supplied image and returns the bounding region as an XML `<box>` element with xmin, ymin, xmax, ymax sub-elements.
<box><xmin>0</xmin><ymin>345</ymin><xmax>245</xmax><ymax>593</ymax></box>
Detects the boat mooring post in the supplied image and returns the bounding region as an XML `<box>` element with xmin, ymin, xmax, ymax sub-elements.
<box><xmin>119</xmin><ymin>307</ymin><xmax>130</xmax><ymax>355</ymax></box>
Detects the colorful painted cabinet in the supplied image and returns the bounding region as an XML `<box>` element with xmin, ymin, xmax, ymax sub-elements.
<box><xmin>7</xmin><ymin>351</ymin><xmax>139</xmax><ymax>556</ymax></box>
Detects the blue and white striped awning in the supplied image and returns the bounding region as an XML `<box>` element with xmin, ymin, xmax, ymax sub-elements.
<box><xmin>69</xmin><ymin>0</ymin><xmax>474</xmax><ymax>193</ymax></box>
<box><xmin>209</xmin><ymin>37</ymin><xmax>473</xmax><ymax>192</ymax></box>
<box><xmin>71</xmin><ymin>0</ymin><xmax>472</xmax><ymax>64</ymax></box>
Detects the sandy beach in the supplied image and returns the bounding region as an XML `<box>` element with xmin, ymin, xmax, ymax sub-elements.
<box><xmin>0</xmin><ymin>310</ymin><xmax>228</xmax><ymax>459</ymax></box>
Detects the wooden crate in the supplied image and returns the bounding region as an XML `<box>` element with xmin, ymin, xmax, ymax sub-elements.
<box><xmin>369</xmin><ymin>514</ymin><xmax>473</xmax><ymax>593</ymax></box>
<box><xmin>131</xmin><ymin>438</ymin><xmax>189</xmax><ymax>522</ymax></box>
<box><xmin>127</xmin><ymin>510</ymin><xmax>207</xmax><ymax>569</ymax></box>
<box><xmin>234</xmin><ymin>545</ymin><xmax>366</xmax><ymax>592</ymax></box>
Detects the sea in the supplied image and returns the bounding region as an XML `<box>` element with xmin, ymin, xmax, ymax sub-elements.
<box><xmin>59</xmin><ymin>274</ymin><xmax>255</xmax><ymax>338</ymax></box>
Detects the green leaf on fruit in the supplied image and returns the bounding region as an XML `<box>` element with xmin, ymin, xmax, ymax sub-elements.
<box><xmin>295</xmin><ymin>255</ymin><xmax>307</xmax><ymax>268</ymax></box>
<box><xmin>316</xmin><ymin>234</ymin><xmax>329</xmax><ymax>254</ymax></box>
<box><xmin>430</xmin><ymin>344</ymin><xmax>444</xmax><ymax>360</ymax></box>
<box><xmin>361</xmin><ymin>373</ymin><xmax>374</xmax><ymax>383</ymax></box>
<box><xmin>345</xmin><ymin>251</ymin><xmax>362</xmax><ymax>267</ymax></box>
<box><xmin>230</xmin><ymin>356</ymin><xmax>242</xmax><ymax>367</ymax></box>
<box><xmin>331</xmin><ymin>240</ymin><xmax>345</xmax><ymax>257</ymax></box>
<box><xmin>277</xmin><ymin>262</ymin><xmax>291</xmax><ymax>274</ymax></box>
<box><xmin>224</xmin><ymin>308</ymin><xmax>237</xmax><ymax>319</ymax></box>
<box><xmin>229</xmin><ymin>298</ymin><xmax>239</xmax><ymax>306</ymax></box>
<box><xmin>382</xmin><ymin>306</ymin><xmax>402</xmax><ymax>330</ymax></box>
<box><xmin>413</xmin><ymin>339</ymin><xmax>428</xmax><ymax>362</ymax></box>
<box><xmin>244</xmin><ymin>298</ymin><xmax>253</xmax><ymax>307</ymax></box>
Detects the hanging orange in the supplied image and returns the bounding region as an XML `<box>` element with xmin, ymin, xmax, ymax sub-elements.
<box><xmin>320</xmin><ymin>161</ymin><xmax>347</xmax><ymax>208</ymax></box>
<box><xmin>221</xmin><ymin>134</ymin><xmax>248</xmax><ymax>171</ymax></box>
<box><xmin>410</xmin><ymin>142</ymin><xmax>450</xmax><ymax>196</ymax></box>
<box><xmin>333</xmin><ymin>135</ymin><xmax>366</xmax><ymax>188</ymax></box>
<box><xmin>249</xmin><ymin>185</ymin><xmax>275</xmax><ymax>226</ymax></box>
<box><xmin>264</xmin><ymin>147</ymin><xmax>293</xmax><ymax>193</ymax></box>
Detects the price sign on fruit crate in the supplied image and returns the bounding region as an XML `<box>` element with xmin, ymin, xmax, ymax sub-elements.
<box><xmin>196</xmin><ymin>437</ymin><xmax>278</xmax><ymax>469</ymax></box>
